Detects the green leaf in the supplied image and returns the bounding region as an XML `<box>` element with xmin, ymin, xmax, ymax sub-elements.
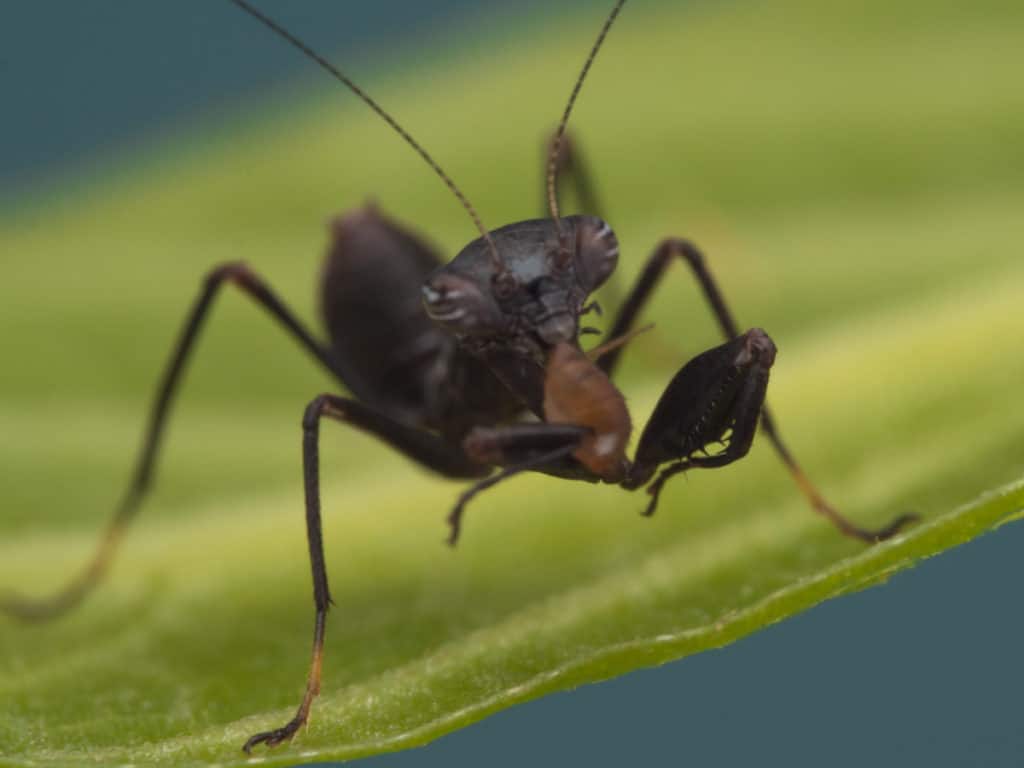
<box><xmin>2</xmin><ymin>0</ymin><xmax>1023</xmax><ymax>765</ymax></box>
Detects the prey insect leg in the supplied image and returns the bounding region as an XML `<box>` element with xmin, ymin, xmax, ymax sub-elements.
<box><xmin>447</xmin><ymin>424</ymin><xmax>592</xmax><ymax>545</ymax></box>
<box><xmin>604</xmin><ymin>238</ymin><xmax>916</xmax><ymax>542</ymax></box>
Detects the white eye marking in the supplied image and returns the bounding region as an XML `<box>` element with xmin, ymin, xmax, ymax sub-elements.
<box><xmin>596</xmin><ymin>222</ymin><xmax>612</xmax><ymax>239</ymax></box>
<box><xmin>422</xmin><ymin>285</ymin><xmax>442</xmax><ymax>303</ymax></box>
<box><xmin>432</xmin><ymin>307</ymin><xmax>467</xmax><ymax>322</ymax></box>
<box><xmin>606</xmin><ymin>246</ymin><xmax>619</xmax><ymax>258</ymax></box>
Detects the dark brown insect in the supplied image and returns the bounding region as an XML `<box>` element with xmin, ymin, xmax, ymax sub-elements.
<box><xmin>0</xmin><ymin>0</ymin><xmax>917</xmax><ymax>753</ymax></box>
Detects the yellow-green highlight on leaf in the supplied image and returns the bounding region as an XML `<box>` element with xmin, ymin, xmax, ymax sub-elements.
<box><xmin>1</xmin><ymin>0</ymin><xmax>1023</xmax><ymax>765</ymax></box>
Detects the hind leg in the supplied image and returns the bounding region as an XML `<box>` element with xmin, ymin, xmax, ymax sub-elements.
<box><xmin>1</xmin><ymin>263</ymin><xmax>342</xmax><ymax>621</ymax></box>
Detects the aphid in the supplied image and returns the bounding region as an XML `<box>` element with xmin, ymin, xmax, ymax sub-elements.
<box><xmin>1</xmin><ymin>0</ymin><xmax>917</xmax><ymax>753</ymax></box>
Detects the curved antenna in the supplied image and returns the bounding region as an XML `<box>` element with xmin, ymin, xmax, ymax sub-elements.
<box><xmin>229</xmin><ymin>0</ymin><xmax>504</xmax><ymax>271</ymax></box>
<box><xmin>546</xmin><ymin>0</ymin><xmax>627</xmax><ymax>232</ymax></box>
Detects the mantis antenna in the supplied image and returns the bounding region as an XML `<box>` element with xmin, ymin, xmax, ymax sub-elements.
<box><xmin>546</xmin><ymin>0</ymin><xmax>627</xmax><ymax>232</ymax></box>
<box><xmin>229</xmin><ymin>0</ymin><xmax>505</xmax><ymax>272</ymax></box>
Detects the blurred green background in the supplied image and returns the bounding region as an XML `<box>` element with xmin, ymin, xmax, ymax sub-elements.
<box><xmin>1</xmin><ymin>0</ymin><xmax>1023</xmax><ymax>766</ymax></box>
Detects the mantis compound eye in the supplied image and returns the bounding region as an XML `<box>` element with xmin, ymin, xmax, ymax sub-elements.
<box><xmin>422</xmin><ymin>273</ymin><xmax>505</xmax><ymax>336</ymax></box>
<box><xmin>574</xmin><ymin>217</ymin><xmax>619</xmax><ymax>293</ymax></box>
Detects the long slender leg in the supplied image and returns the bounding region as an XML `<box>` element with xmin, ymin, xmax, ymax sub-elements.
<box><xmin>605</xmin><ymin>238</ymin><xmax>916</xmax><ymax>542</ymax></box>
<box><xmin>243</xmin><ymin>393</ymin><xmax>485</xmax><ymax>753</ymax></box>
<box><xmin>446</xmin><ymin>423</ymin><xmax>591</xmax><ymax>545</ymax></box>
<box><xmin>1</xmin><ymin>263</ymin><xmax>343</xmax><ymax>621</ymax></box>
<box><xmin>544</xmin><ymin>131</ymin><xmax>607</xmax><ymax>220</ymax></box>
